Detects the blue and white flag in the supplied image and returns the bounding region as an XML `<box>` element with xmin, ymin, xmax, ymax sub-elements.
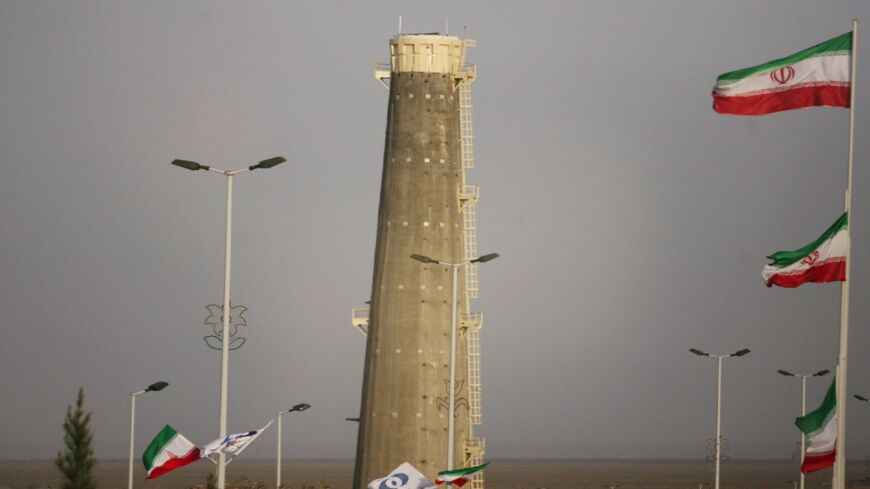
<box><xmin>200</xmin><ymin>420</ymin><xmax>273</xmax><ymax>461</ymax></box>
<box><xmin>368</xmin><ymin>462</ymin><xmax>436</xmax><ymax>489</ymax></box>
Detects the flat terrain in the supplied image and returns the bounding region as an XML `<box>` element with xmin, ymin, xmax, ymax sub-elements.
<box><xmin>3</xmin><ymin>459</ymin><xmax>870</xmax><ymax>489</ymax></box>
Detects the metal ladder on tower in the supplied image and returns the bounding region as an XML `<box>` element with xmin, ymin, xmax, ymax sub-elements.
<box><xmin>459</xmin><ymin>80</ymin><xmax>479</xmax><ymax>301</ymax></box>
<box><xmin>458</xmin><ymin>52</ymin><xmax>486</xmax><ymax>489</ymax></box>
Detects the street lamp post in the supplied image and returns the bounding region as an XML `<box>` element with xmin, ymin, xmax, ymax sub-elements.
<box><xmin>276</xmin><ymin>403</ymin><xmax>310</xmax><ymax>489</ymax></box>
<box><xmin>410</xmin><ymin>252</ymin><xmax>499</xmax><ymax>470</ymax></box>
<box><xmin>778</xmin><ymin>369</ymin><xmax>831</xmax><ymax>489</ymax></box>
<box><xmin>172</xmin><ymin>156</ymin><xmax>286</xmax><ymax>489</ymax></box>
<box><xmin>128</xmin><ymin>381</ymin><xmax>169</xmax><ymax>489</ymax></box>
<box><xmin>690</xmin><ymin>348</ymin><xmax>751</xmax><ymax>489</ymax></box>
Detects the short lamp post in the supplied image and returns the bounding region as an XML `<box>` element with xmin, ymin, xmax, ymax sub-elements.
<box><xmin>778</xmin><ymin>369</ymin><xmax>830</xmax><ymax>489</ymax></box>
<box><xmin>690</xmin><ymin>348</ymin><xmax>751</xmax><ymax>489</ymax></box>
<box><xmin>172</xmin><ymin>156</ymin><xmax>286</xmax><ymax>489</ymax></box>
<box><xmin>410</xmin><ymin>252</ymin><xmax>499</xmax><ymax>471</ymax></box>
<box><xmin>128</xmin><ymin>381</ymin><xmax>169</xmax><ymax>489</ymax></box>
<box><xmin>276</xmin><ymin>403</ymin><xmax>310</xmax><ymax>489</ymax></box>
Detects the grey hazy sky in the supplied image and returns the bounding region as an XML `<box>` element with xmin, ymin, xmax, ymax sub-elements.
<box><xmin>2</xmin><ymin>0</ymin><xmax>870</xmax><ymax>462</ymax></box>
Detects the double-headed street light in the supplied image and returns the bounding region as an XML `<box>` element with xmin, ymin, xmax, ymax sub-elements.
<box><xmin>778</xmin><ymin>369</ymin><xmax>830</xmax><ymax>489</ymax></box>
<box><xmin>128</xmin><ymin>381</ymin><xmax>169</xmax><ymax>489</ymax></box>
<box><xmin>690</xmin><ymin>348</ymin><xmax>751</xmax><ymax>489</ymax></box>
<box><xmin>410</xmin><ymin>252</ymin><xmax>499</xmax><ymax>470</ymax></box>
<box><xmin>276</xmin><ymin>403</ymin><xmax>310</xmax><ymax>489</ymax></box>
<box><xmin>172</xmin><ymin>156</ymin><xmax>286</xmax><ymax>489</ymax></box>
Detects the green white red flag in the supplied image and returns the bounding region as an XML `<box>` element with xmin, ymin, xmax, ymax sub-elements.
<box><xmin>762</xmin><ymin>213</ymin><xmax>847</xmax><ymax>288</ymax></box>
<box><xmin>435</xmin><ymin>462</ymin><xmax>489</xmax><ymax>487</ymax></box>
<box><xmin>142</xmin><ymin>425</ymin><xmax>201</xmax><ymax>479</ymax></box>
<box><xmin>713</xmin><ymin>32</ymin><xmax>851</xmax><ymax>115</ymax></box>
<box><xmin>795</xmin><ymin>379</ymin><xmax>837</xmax><ymax>473</ymax></box>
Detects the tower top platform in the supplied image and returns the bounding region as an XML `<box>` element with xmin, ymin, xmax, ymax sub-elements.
<box><xmin>388</xmin><ymin>34</ymin><xmax>473</xmax><ymax>74</ymax></box>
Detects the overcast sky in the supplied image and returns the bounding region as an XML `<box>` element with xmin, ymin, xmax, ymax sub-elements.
<box><xmin>2</xmin><ymin>0</ymin><xmax>870</xmax><ymax>462</ymax></box>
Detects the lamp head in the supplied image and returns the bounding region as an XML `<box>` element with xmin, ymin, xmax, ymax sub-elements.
<box><xmin>855</xmin><ymin>394</ymin><xmax>869</xmax><ymax>402</ymax></box>
<box><xmin>171</xmin><ymin>159</ymin><xmax>209</xmax><ymax>171</ymax></box>
<box><xmin>689</xmin><ymin>348</ymin><xmax>709</xmax><ymax>357</ymax></box>
<box><xmin>814</xmin><ymin>369</ymin><xmax>831</xmax><ymax>377</ymax></box>
<box><xmin>472</xmin><ymin>252</ymin><xmax>500</xmax><ymax>263</ymax></box>
<box><xmin>410</xmin><ymin>254</ymin><xmax>437</xmax><ymax>264</ymax></box>
<box><xmin>732</xmin><ymin>348</ymin><xmax>751</xmax><ymax>357</ymax></box>
<box><xmin>249</xmin><ymin>156</ymin><xmax>287</xmax><ymax>171</ymax></box>
<box><xmin>146</xmin><ymin>381</ymin><xmax>169</xmax><ymax>392</ymax></box>
<box><xmin>289</xmin><ymin>403</ymin><xmax>311</xmax><ymax>412</ymax></box>
<box><xmin>777</xmin><ymin>370</ymin><xmax>795</xmax><ymax>377</ymax></box>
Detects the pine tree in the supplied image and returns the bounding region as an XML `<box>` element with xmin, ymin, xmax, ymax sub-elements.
<box><xmin>55</xmin><ymin>387</ymin><xmax>97</xmax><ymax>489</ymax></box>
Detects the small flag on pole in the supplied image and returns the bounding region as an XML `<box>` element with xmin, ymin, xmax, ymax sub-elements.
<box><xmin>368</xmin><ymin>462</ymin><xmax>436</xmax><ymax>489</ymax></box>
<box><xmin>713</xmin><ymin>32</ymin><xmax>852</xmax><ymax>115</ymax></box>
<box><xmin>796</xmin><ymin>378</ymin><xmax>837</xmax><ymax>473</ymax></box>
<box><xmin>200</xmin><ymin>420</ymin><xmax>273</xmax><ymax>461</ymax></box>
<box><xmin>762</xmin><ymin>213</ymin><xmax>847</xmax><ymax>288</ymax></box>
<box><xmin>435</xmin><ymin>462</ymin><xmax>489</xmax><ymax>487</ymax></box>
<box><xmin>142</xmin><ymin>425</ymin><xmax>201</xmax><ymax>479</ymax></box>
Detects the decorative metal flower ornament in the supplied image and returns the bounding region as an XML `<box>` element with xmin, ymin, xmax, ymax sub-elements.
<box><xmin>203</xmin><ymin>302</ymin><xmax>247</xmax><ymax>350</ymax></box>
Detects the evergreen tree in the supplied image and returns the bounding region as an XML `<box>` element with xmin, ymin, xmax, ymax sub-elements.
<box><xmin>55</xmin><ymin>387</ymin><xmax>97</xmax><ymax>489</ymax></box>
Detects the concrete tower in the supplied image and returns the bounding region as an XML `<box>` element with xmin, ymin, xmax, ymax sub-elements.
<box><xmin>352</xmin><ymin>33</ymin><xmax>486</xmax><ymax>488</ymax></box>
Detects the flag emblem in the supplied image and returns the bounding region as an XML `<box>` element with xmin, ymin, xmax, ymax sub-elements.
<box><xmin>379</xmin><ymin>473</ymin><xmax>410</xmax><ymax>489</ymax></box>
<box><xmin>770</xmin><ymin>66</ymin><xmax>795</xmax><ymax>84</ymax></box>
<box><xmin>368</xmin><ymin>463</ymin><xmax>435</xmax><ymax>489</ymax></box>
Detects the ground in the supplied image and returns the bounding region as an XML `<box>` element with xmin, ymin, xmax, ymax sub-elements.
<box><xmin>2</xmin><ymin>459</ymin><xmax>869</xmax><ymax>489</ymax></box>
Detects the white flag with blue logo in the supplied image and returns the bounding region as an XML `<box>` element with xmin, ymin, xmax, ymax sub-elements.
<box><xmin>200</xmin><ymin>420</ymin><xmax>273</xmax><ymax>462</ymax></box>
<box><xmin>368</xmin><ymin>462</ymin><xmax>436</xmax><ymax>489</ymax></box>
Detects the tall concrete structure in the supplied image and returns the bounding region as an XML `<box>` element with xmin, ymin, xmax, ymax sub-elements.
<box><xmin>352</xmin><ymin>33</ymin><xmax>486</xmax><ymax>489</ymax></box>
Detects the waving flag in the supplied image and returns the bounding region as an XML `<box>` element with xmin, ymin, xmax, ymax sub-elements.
<box><xmin>762</xmin><ymin>213</ymin><xmax>848</xmax><ymax>287</ymax></box>
<box><xmin>713</xmin><ymin>32</ymin><xmax>851</xmax><ymax>115</ymax></box>
<box><xmin>201</xmin><ymin>420</ymin><xmax>273</xmax><ymax>460</ymax></box>
<box><xmin>435</xmin><ymin>462</ymin><xmax>489</xmax><ymax>487</ymax></box>
<box><xmin>142</xmin><ymin>425</ymin><xmax>201</xmax><ymax>479</ymax></box>
<box><xmin>796</xmin><ymin>379</ymin><xmax>837</xmax><ymax>473</ymax></box>
<box><xmin>368</xmin><ymin>462</ymin><xmax>436</xmax><ymax>489</ymax></box>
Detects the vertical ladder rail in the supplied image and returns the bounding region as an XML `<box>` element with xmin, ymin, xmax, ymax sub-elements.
<box><xmin>459</xmin><ymin>83</ymin><xmax>475</xmax><ymax>171</ymax></box>
<box><xmin>458</xmin><ymin>57</ymin><xmax>486</xmax><ymax>489</ymax></box>
<box><xmin>467</xmin><ymin>322</ymin><xmax>482</xmax><ymax>424</ymax></box>
<box><xmin>461</xmin><ymin>193</ymin><xmax>480</xmax><ymax>300</ymax></box>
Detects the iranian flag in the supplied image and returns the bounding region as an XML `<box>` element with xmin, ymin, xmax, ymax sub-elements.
<box><xmin>435</xmin><ymin>462</ymin><xmax>489</xmax><ymax>487</ymax></box>
<box><xmin>795</xmin><ymin>379</ymin><xmax>837</xmax><ymax>473</ymax></box>
<box><xmin>762</xmin><ymin>212</ymin><xmax>848</xmax><ymax>288</ymax></box>
<box><xmin>713</xmin><ymin>31</ymin><xmax>851</xmax><ymax>115</ymax></box>
<box><xmin>142</xmin><ymin>425</ymin><xmax>201</xmax><ymax>479</ymax></box>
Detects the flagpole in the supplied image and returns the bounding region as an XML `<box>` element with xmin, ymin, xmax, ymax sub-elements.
<box><xmin>834</xmin><ymin>18</ymin><xmax>858</xmax><ymax>489</ymax></box>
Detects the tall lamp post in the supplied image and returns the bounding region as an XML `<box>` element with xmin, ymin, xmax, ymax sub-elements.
<box><xmin>778</xmin><ymin>368</ymin><xmax>830</xmax><ymax>489</ymax></box>
<box><xmin>276</xmin><ymin>402</ymin><xmax>310</xmax><ymax>489</ymax></box>
<box><xmin>172</xmin><ymin>156</ymin><xmax>286</xmax><ymax>489</ymax></box>
<box><xmin>128</xmin><ymin>381</ymin><xmax>169</xmax><ymax>489</ymax></box>
<box><xmin>410</xmin><ymin>252</ymin><xmax>499</xmax><ymax>470</ymax></box>
<box><xmin>690</xmin><ymin>348</ymin><xmax>751</xmax><ymax>489</ymax></box>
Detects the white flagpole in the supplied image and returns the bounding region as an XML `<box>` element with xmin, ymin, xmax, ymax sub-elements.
<box><xmin>834</xmin><ymin>18</ymin><xmax>858</xmax><ymax>489</ymax></box>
